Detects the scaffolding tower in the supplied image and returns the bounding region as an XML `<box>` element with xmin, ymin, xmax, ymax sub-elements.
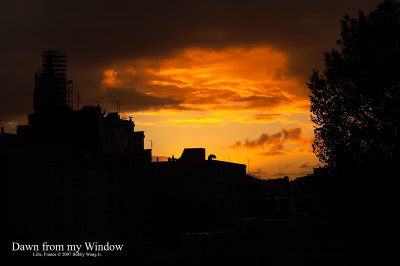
<box><xmin>33</xmin><ymin>49</ymin><xmax>71</xmax><ymax>113</ymax></box>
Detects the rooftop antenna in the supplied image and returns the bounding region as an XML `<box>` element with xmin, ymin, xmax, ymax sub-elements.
<box><xmin>248</xmin><ymin>167</ymin><xmax>263</xmax><ymax>179</ymax></box>
<box><xmin>76</xmin><ymin>88</ymin><xmax>80</xmax><ymax>110</ymax></box>
<box><xmin>115</xmin><ymin>101</ymin><xmax>121</xmax><ymax>115</ymax></box>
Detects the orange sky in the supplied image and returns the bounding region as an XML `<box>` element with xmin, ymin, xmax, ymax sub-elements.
<box><xmin>1</xmin><ymin>0</ymin><xmax>382</xmax><ymax>179</ymax></box>
<box><xmin>101</xmin><ymin>46</ymin><xmax>320</xmax><ymax>179</ymax></box>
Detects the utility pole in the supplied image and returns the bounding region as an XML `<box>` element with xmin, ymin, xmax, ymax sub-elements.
<box><xmin>115</xmin><ymin>101</ymin><xmax>122</xmax><ymax>115</ymax></box>
<box><xmin>76</xmin><ymin>88</ymin><xmax>80</xmax><ymax>110</ymax></box>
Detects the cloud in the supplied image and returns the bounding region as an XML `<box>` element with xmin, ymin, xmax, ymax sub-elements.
<box><xmin>102</xmin><ymin>69</ymin><xmax>122</xmax><ymax>87</ymax></box>
<box><xmin>282</xmin><ymin>127</ymin><xmax>301</xmax><ymax>140</ymax></box>
<box><xmin>252</xmin><ymin>113</ymin><xmax>281</xmax><ymax>122</ymax></box>
<box><xmin>1</xmin><ymin>0</ymin><xmax>380</xmax><ymax>71</ymax></box>
<box><xmin>98</xmin><ymin>87</ymin><xmax>183</xmax><ymax>112</ymax></box>
<box><xmin>237</xmin><ymin>95</ymin><xmax>293</xmax><ymax>109</ymax></box>
<box><xmin>232</xmin><ymin>127</ymin><xmax>310</xmax><ymax>156</ymax></box>
<box><xmin>94</xmin><ymin>47</ymin><xmax>305</xmax><ymax>115</ymax></box>
<box><xmin>299</xmin><ymin>162</ymin><xmax>323</xmax><ymax>170</ymax></box>
<box><xmin>299</xmin><ymin>162</ymin><xmax>312</xmax><ymax>169</ymax></box>
<box><xmin>0</xmin><ymin>0</ymin><xmax>381</xmax><ymax>132</ymax></box>
<box><xmin>234</xmin><ymin>132</ymin><xmax>281</xmax><ymax>149</ymax></box>
<box><xmin>259</xmin><ymin>149</ymin><xmax>286</xmax><ymax>157</ymax></box>
<box><xmin>160</xmin><ymin>117</ymin><xmax>223</xmax><ymax>127</ymax></box>
<box><xmin>233</xmin><ymin>127</ymin><xmax>302</xmax><ymax>148</ymax></box>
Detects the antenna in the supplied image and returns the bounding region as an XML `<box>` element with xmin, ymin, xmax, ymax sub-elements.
<box><xmin>248</xmin><ymin>168</ymin><xmax>263</xmax><ymax>179</ymax></box>
<box><xmin>76</xmin><ymin>88</ymin><xmax>80</xmax><ymax>110</ymax></box>
<box><xmin>115</xmin><ymin>101</ymin><xmax>121</xmax><ymax>115</ymax></box>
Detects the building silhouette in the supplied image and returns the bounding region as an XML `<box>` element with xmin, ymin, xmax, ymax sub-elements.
<box><xmin>1</xmin><ymin>50</ymin><xmax>380</xmax><ymax>265</ymax></box>
<box><xmin>33</xmin><ymin>50</ymin><xmax>69</xmax><ymax>113</ymax></box>
<box><xmin>3</xmin><ymin>50</ymin><xmax>152</xmax><ymax>262</ymax></box>
<box><xmin>151</xmin><ymin>148</ymin><xmax>249</xmax><ymax>242</ymax></box>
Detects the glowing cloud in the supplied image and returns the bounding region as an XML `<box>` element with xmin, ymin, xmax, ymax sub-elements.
<box><xmin>102</xmin><ymin>68</ymin><xmax>122</xmax><ymax>88</ymax></box>
<box><xmin>97</xmin><ymin>46</ymin><xmax>318</xmax><ymax>178</ymax></box>
<box><xmin>144</xmin><ymin>47</ymin><xmax>306</xmax><ymax>112</ymax></box>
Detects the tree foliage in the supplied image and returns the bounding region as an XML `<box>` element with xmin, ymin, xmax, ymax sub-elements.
<box><xmin>308</xmin><ymin>0</ymin><xmax>400</xmax><ymax>168</ymax></box>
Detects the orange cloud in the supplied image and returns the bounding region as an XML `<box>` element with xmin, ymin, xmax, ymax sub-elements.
<box><xmin>95</xmin><ymin>46</ymin><xmax>319</xmax><ymax>178</ymax></box>
<box><xmin>99</xmin><ymin>46</ymin><xmax>308</xmax><ymax>117</ymax></box>
<box><xmin>252</xmin><ymin>113</ymin><xmax>280</xmax><ymax>121</ymax></box>
<box><xmin>102</xmin><ymin>68</ymin><xmax>122</xmax><ymax>87</ymax></box>
<box><xmin>145</xmin><ymin>47</ymin><xmax>305</xmax><ymax>111</ymax></box>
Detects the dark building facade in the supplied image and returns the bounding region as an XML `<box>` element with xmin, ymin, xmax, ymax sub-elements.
<box><xmin>3</xmin><ymin>50</ymin><xmax>152</xmax><ymax>261</ymax></box>
<box><xmin>151</xmin><ymin>148</ymin><xmax>250</xmax><ymax>240</ymax></box>
<box><xmin>33</xmin><ymin>50</ymin><xmax>69</xmax><ymax>113</ymax></box>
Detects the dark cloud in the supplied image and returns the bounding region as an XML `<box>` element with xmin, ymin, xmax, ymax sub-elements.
<box><xmin>299</xmin><ymin>162</ymin><xmax>312</xmax><ymax>169</ymax></box>
<box><xmin>234</xmin><ymin>132</ymin><xmax>281</xmax><ymax>148</ymax></box>
<box><xmin>0</xmin><ymin>0</ymin><xmax>381</xmax><ymax>131</ymax></box>
<box><xmin>238</xmin><ymin>95</ymin><xmax>293</xmax><ymax>108</ymax></box>
<box><xmin>98</xmin><ymin>87</ymin><xmax>183</xmax><ymax>112</ymax></box>
<box><xmin>183</xmin><ymin>88</ymin><xmax>242</xmax><ymax>105</ymax></box>
<box><xmin>299</xmin><ymin>162</ymin><xmax>322</xmax><ymax>169</ymax></box>
<box><xmin>233</xmin><ymin>127</ymin><xmax>302</xmax><ymax>148</ymax></box>
<box><xmin>1</xmin><ymin>0</ymin><xmax>380</xmax><ymax>67</ymax></box>
<box><xmin>282</xmin><ymin>127</ymin><xmax>301</xmax><ymax>140</ymax></box>
<box><xmin>233</xmin><ymin>127</ymin><xmax>312</xmax><ymax>156</ymax></box>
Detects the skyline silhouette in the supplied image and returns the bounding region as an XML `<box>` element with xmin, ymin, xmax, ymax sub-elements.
<box><xmin>2</xmin><ymin>1</ymin><xmax>396</xmax><ymax>265</ymax></box>
<box><xmin>2</xmin><ymin>42</ymin><xmax>388</xmax><ymax>265</ymax></box>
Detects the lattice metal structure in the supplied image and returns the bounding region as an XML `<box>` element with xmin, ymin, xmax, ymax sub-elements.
<box><xmin>33</xmin><ymin>50</ymin><xmax>70</xmax><ymax>113</ymax></box>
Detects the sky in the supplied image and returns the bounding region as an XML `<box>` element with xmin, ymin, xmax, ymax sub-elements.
<box><xmin>0</xmin><ymin>0</ymin><xmax>381</xmax><ymax>179</ymax></box>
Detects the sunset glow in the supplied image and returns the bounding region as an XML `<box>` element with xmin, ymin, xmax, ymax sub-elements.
<box><xmin>99</xmin><ymin>46</ymin><xmax>320</xmax><ymax>178</ymax></box>
<box><xmin>0</xmin><ymin>0</ymin><xmax>383</xmax><ymax>180</ymax></box>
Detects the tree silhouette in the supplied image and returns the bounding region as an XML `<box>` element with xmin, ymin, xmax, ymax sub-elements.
<box><xmin>308</xmin><ymin>0</ymin><xmax>400</xmax><ymax>169</ymax></box>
